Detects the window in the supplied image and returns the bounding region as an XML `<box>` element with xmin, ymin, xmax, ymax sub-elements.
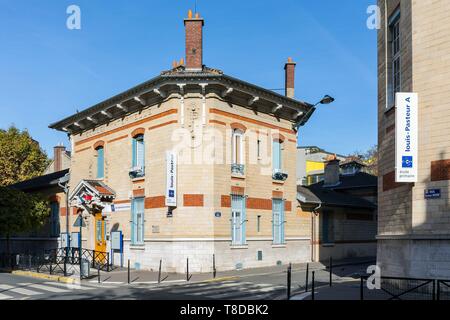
<box><xmin>131</xmin><ymin>198</ymin><xmax>145</xmax><ymax>245</ymax></box>
<box><xmin>322</xmin><ymin>211</ymin><xmax>334</xmax><ymax>244</ymax></box>
<box><xmin>272</xmin><ymin>140</ymin><xmax>282</xmax><ymax>171</ymax></box>
<box><xmin>96</xmin><ymin>147</ymin><xmax>104</xmax><ymax>179</ymax></box>
<box><xmin>231</xmin><ymin>195</ymin><xmax>246</xmax><ymax>245</ymax></box>
<box><xmin>272</xmin><ymin>199</ymin><xmax>285</xmax><ymax>244</ymax></box>
<box><xmin>388</xmin><ymin>10</ymin><xmax>401</xmax><ymax>108</ymax></box>
<box><xmin>231</xmin><ymin>129</ymin><xmax>245</xmax><ymax>175</ymax></box>
<box><xmin>257</xmin><ymin>215</ymin><xmax>261</xmax><ymax>233</ymax></box>
<box><xmin>257</xmin><ymin>139</ymin><xmax>261</xmax><ymax>159</ymax></box>
<box><xmin>50</xmin><ymin>202</ymin><xmax>60</xmax><ymax>238</ymax></box>
<box><xmin>131</xmin><ymin>135</ymin><xmax>145</xmax><ymax>177</ymax></box>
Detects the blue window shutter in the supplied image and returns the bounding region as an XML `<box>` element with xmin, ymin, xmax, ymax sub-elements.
<box><xmin>137</xmin><ymin>137</ymin><xmax>145</xmax><ymax>169</ymax></box>
<box><xmin>273</xmin><ymin>140</ymin><xmax>281</xmax><ymax>171</ymax></box>
<box><xmin>281</xmin><ymin>200</ymin><xmax>285</xmax><ymax>244</ymax></box>
<box><xmin>242</xmin><ymin>197</ymin><xmax>246</xmax><ymax>245</ymax></box>
<box><xmin>131</xmin><ymin>200</ymin><xmax>135</xmax><ymax>244</ymax></box>
<box><xmin>97</xmin><ymin>147</ymin><xmax>104</xmax><ymax>179</ymax></box>
<box><xmin>132</xmin><ymin>138</ymin><xmax>137</xmax><ymax>167</ymax></box>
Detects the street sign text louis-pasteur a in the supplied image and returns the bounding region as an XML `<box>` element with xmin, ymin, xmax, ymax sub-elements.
<box><xmin>395</xmin><ymin>92</ymin><xmax>418</xmax><ymax>183</ymax></box>
<box><xmin>165</xmin><ymin>151</ymin><xmax>177</xmax><ymax>207</ymax></box>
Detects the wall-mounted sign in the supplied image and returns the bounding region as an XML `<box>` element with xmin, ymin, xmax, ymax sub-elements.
<box><xmin>104</xmin><ymin>203</ymin><xmax>131</xmax><ymax>213</ymax></box>
<box><xmin>166</xmin><ymin>151</ymin><xmax>177</xmax><ymax>207</ymax></box>
<box><xmin>395</xmin><ymin>92</ymin><xmax>418</xmax><ymax>183</ymax></box>
<box><xmin>425</xmin><ymin>189</ymin><xmax>441</xmax><ymax>199</ymax></box>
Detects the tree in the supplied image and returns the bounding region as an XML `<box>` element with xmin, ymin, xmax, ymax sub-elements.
<box><xmin>0</xmin><ymin>187</ymin><xmax>50</xmax><ymax>256</ymax></box>
<box><xmin>348</xmin><ymin>145</ymin><xmax>378</xmax><ymax>176</ymax></box>
<box><xmin>0</xmin><ymin>126</ymin><xmax>50</xmax><ymax>187</ymax></box>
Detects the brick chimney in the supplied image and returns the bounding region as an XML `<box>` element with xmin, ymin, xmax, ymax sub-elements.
<box><xmin>324</xmin><ymin>154</ymin><xmax>341</xmax><ymax>187</ymax></box>
<box><xmin>184</xmin><ymin>10</ymin><xmax>204</xmax><ymax>71</ymax></box>
<box><xmin>53</xmin><ymin>144</ymin><xmax>66</xmax><ymax>172</ymax></box>
<box><xmin>285</xmin><ymin>57</ymin><xmax>296</xmax><ymax>98</ymax></box>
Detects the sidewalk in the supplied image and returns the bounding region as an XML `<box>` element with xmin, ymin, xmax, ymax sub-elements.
<box><xmin>82</xmin><ymin>256</ymin><xmax>375</xmax><ymax>286</ymax></box>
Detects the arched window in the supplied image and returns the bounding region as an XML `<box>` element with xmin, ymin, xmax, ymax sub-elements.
<box><xmin>96</xmin><ymin>146</ymin><xmax>104</xmax><ymax>179</ymax></box>
<box><xmin>131</xmin><ymin>134</ymin><xmax>145</xmax><ymax>178</ymax></box>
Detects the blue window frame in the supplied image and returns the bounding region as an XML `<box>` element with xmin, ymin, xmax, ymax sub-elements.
<box><xmin>131</xmin><ymin>198</ymin><xmax>145</xmax><ymax>245</ymax></box>
<box><xmin>131</xmin><ymin>135</ymin><xmax>145</xmax><ymax>177</ymax></box>
<box><xmin>272</xmin><ymin>199</ymin><xmax>285</xmax><ymax>244</ymax></box>
<box><xmin>96</xmin><ymin>147</ymin><xmax>104</xmax><ymax>179</ymax></box>
<box><xmin>273</xmin><ymin>140</ymin><xmax>282</xmax><ymax>171</ymax></box>
<box><xmin>231</xmin><ymin>195</ymin><xmax>246</xmax><ymax>246</ymax></box>
<box><xmin>50</xmin><ymin>202</ymin><xmax>60</xmax><ymax>238</ymax></box>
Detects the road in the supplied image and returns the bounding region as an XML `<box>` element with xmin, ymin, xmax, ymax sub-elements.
<box><xmin>0</xmin><ymin>263</ymin><xmax>370</xmax><ymax>300</ymax></box>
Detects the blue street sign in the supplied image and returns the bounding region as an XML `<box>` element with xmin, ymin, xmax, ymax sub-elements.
<box><xmin>425</xmin><ymin>189</ymin><xmax>441</xmax><ymax>199</ymax></box>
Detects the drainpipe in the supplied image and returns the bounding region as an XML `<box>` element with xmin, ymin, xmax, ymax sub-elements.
<box><xmin>311</xmin><ymin>203</ymin><xmax>322</xmax><ymax>262</ymax></box>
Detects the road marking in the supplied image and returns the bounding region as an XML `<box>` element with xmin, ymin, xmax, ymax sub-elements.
<box><xmin>207</xmin><ymin>286</ymin><xmax>282</xmax><ymax>299</ymax></box>
<box><xmin>88</xmin><ymin>281</ymin><xmax>123</xmax><ymax>284</ymax></box>
<box><xmin>18</xmin><ymin>283</ymin><xmax>70</xmax><ymax>293</ymax></box>
<box><xmin>290</xmin><ymin>292</ymin><xmax>312</xmax><ymax>300</ymax></box>
<box><xmin>0</xmin><ymin>284</ymin><xmax>41</xmax><ymax>296</ymax></box>
<box><xmin>170</xmin><ymin>282</ymin><xmax>243</xmax><ymax>294</ymax></box>
<box><xmin>0</xmin><ymin>293</ymin><xmax>14</xmax><ymax>300</ymax></box>
<box><xmin>43</xmin><ymin>282</ymin><xmax>95</xmax><ymax>291</ymax></box>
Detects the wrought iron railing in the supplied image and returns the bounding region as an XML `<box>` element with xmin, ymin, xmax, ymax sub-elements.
<box><xmin>231</xmin><ymin>164</ymin><xmax>245</xmax><ymax>176</ymax></box>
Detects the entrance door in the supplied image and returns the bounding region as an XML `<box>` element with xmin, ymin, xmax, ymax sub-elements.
<box><xmin>95</xmin><ymin>213</ymin><xmax>107</xmax><ymax>253</ymax></box>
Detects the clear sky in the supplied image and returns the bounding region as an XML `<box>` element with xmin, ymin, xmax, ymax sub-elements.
<box><xmin>0</xmin><ymin>0</ymin><xmax>377</xmax><ymax>157</ymax></box>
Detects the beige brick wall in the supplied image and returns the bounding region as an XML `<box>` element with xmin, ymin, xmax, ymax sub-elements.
<box><xmin>66</xmin><ymin>91</ymin><xmax>311</xmax><ymax>270</ymax></box>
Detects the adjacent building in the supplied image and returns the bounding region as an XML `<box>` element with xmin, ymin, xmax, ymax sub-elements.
<box><xmin>48</xmin><ymin>11</ymin><xmax>318</xmax><ymax>273</ymax></box>
<box><xmin>377</xmin><ymin>0</ymin><xmax>450</xmax><ymax>278</ymax></box>
<box><xmin>3</xmin><ymin>146</ymin><xmax>71</xmax><ymax>253</ymax></box>
<box><xmin>298</xmin><ymin>156</ymin><xmax>378</xmax><ymax>262</ymax></box>
<box><xmin>297</xmin><ymin>146</ymin><xmax>346</xmax><ymax>186</ymax></box>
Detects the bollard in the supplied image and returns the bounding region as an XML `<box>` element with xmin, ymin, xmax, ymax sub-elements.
<box><xmin>127</xmin><ymin>259</ymin><xmax>130</xmax><ymax>284</ymax></box>
<box><xmin>287</xmin><ymin>263</ymin><xmax>292</xmax><ymax>300</ymax></box>
<box><xmin>213</xmin><ymin>254</ymin><xmax>216</xmax><ymax>279</ymax></box>
<box><xmin>186</xmin><ymin>258</ymin><xmax>189</xmax><ymax>282</ymax></box>
<box><xmin>329</xmin><ymin>257</ymin><xmax>333</xmax><ymax>287</ymax></box>
<box><xmin>158</xmin><ymin>260</ymin><xmax>162</xmax><ymax>284</ymax></box>
<box><xmin>312</xmin><ymin>271</ymin><xmax>315</xmax><ymax>301</ymax></box>
<box><xmin>305</xmin><ymin>263</ymin><xmax>309</xmax><ymax>293</ymax></box>
<box><xmin>98</xmin><ymin>265</ymin><xmax>101</xmax><ymax>284</ymax></box>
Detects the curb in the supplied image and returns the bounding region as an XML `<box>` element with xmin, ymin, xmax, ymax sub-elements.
<box><xmin>201</xmin><ymin>276</ymin><xmax>240</xmax><ymax>283</ymax></box>
<box><xmin>11</xmin><ymin>270</ymin><xmax>79</xmax><ymax>284</ymax></box>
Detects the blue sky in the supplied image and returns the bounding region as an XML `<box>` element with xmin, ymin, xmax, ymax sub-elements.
<box><xmin>0</xmin><ymin>0</ymin><xmax>377</xmax><ymax>157</ymax></box>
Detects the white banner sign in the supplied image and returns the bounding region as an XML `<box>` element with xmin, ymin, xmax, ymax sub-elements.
<box><xmin>165</xmin><ymin>151</ymin><xmax>177</xmax><ymax>207</ymax></box>
<box><xmin>395</xmin><ymin>92</ymin><xmax>418</xmax><ymax>183</ymax></box>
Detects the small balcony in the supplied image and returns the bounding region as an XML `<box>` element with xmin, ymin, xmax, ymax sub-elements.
<box><xmin>272</xmin><ymin>169</ymin><xmax>288</xmax><ymax>182</ymax></box>
<box><xmin>231</xmin><ymin>164</ymin><xmax>245</xmax><ymax>176</ymax></box>
<box><xmin>129</xmin><ymin>166</ymin><xmax>145</xmax><ymax>179</ymax></box>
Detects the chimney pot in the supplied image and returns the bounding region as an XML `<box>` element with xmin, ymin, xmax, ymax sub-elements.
<box><xmin>53</xmin><ymin>145</ymin><xmax>66</xmax><ymax>172</ymax></box>
<box><xmin>324</xmin><ymin>156</ymin><xmax>341</xmax><ymax>187</ymax></box>
<box><xmin>285</xmin><ymin>57</ymin><xmax>296</xmax><ymax>98</ymax></box>
<box><xmin>184</xmin><ymin>10</ymin><xmax>204</xmax><ymax>70</ymax></box>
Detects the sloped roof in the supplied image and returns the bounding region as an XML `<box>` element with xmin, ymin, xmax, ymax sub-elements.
<box><xmin>9</xmin><ymin>169</ymin><xmax>69</xmax><ymax>192</ymax></box>
<box><xmin>311</xmin><ymin>172</ymin><xmax>377</xmax><ymax>190</ymax></box>
<box><xmin>303</xmin><ymin>184</ymin><xmax>377</xmax><ymax>209</ymax></box>
<box><xmin>49</xmin><ymin>65</ymin><xmax>314</xmax><ymax>134</ymax></box>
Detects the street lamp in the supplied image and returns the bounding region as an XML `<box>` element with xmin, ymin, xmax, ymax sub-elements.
<box><xmin>294</xmin><ymin>94</ymin><xmax>335</xmax><ymax>130</ymax></box>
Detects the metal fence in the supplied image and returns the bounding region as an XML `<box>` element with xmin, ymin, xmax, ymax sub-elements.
<box><xmin>0</xmin><ymin>248</ymin><xmax>112</xmax><ymax>279</ymax></box>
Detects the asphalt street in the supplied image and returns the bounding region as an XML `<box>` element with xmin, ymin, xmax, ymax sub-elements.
<box><xmin>0</xmin><ymin>262</ymin><xmax>370</xmax><ymax>300</ymax></box>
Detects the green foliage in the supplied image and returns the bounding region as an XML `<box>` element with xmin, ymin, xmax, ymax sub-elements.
<box><xmin>0</xmin><ymin>187</ymin><xmax>50</xmax><ymax>238</ymax></box>
<box><xmin>349</xmin><ymin>145</ymin><xmax>378</xmax><ymax>176</ymax></box>
<box><xmin>0</xmin><ymin>126</ymin><xmax>50</xmax><ymax>187</ymax></box>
